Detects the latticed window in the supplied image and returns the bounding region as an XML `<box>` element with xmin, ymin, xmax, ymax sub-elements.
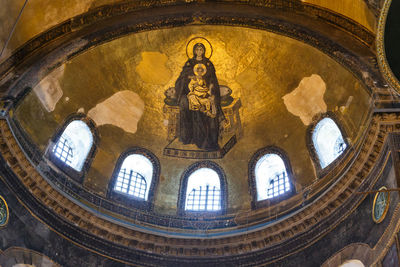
<box><xmin>52</xmin><ymin>135</ymin><xmax>74</xmax><ymax>165</ymax></box>
<box><xmin>266</xmin><ymin>172</ymin><xmax>290</xmax><ymax>199</ymax></box>
<box><xmin>312</xmin><ymin>117</ymin><xmax>347</xmax><ymax>168</ymax></box>
<box><xmin>114</xmin><ymin>168</ymin><xmax>147</xmax><ymax>199</ymax></box>
<box><xmin>334</xmin><ymin>137</ymin><xmax>346</xmax><ymax>154</ymax></box>
<box><xmin>52</xmin><ymin>120</ymin><xmax>93</xmax><ymax>171</ymax></box>
<box><xmin>186</xmin><ymin>185</ymin><xmax>221</xmax><ymax>211</ymax></box>
<box><xmin>255</xmin><ymin>153</ymin><xmax>291</xmax><ymax>201</ymax></box>
<box><xmin>185</xmin><ymin>167</ymin><xmax>221</xmax><ymax>211</ymax></box>
<box><xmin>113</xmin><ymin>154</ymin><xmax>153</xmax><ymax>201</ymax></box>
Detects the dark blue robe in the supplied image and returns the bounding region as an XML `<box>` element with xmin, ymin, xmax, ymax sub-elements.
<box><xmin>174</xmin><ymin>57</ymin><xmax>223</xmax><ymax>151</ymax></box>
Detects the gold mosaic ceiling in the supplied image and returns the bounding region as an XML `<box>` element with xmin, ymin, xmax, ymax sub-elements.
<box><xmin>0</xmin><ymin>2</ymin><xmax>388</xmax><ymax>264</ymax></box>
<box><xmin>14</xmin><ymin>25</ymin><xmax>371</xmax><ymax>214</ymax></box>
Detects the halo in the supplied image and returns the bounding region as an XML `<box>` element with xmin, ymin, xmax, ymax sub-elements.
<box><xmin>186</xmin><ymin>37</ymin><xmax>213</xmax><ymax>59</ymax></box>
<box><xmin>193</xmin><ymin>64</ymin><xmax>207</xmax><ymax>76</ymax></box>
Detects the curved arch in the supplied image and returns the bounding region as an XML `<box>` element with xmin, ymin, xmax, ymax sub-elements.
<box><xmin>322</xmin><ymin>243</ymin><xmax>373</xmax><ymax>267</ymax></box>
<box><xmin>107</xmin><ymin>147</ymin><xmax>160</xmax><ymax>211</ymax></box>
<box><xmin>248</xmin><ymin>146</ymin><xmax>296</xmax><ymax>209</ymax></box>
<box><xmin>178</xmin><ymin>161</ymin><xmax>227</xmax><ymax>215</ymax></box>
<box><xmin>377</xmin><ymin>0</ymin><xmax>400</xmax><ymax>93</ymax></box>
<box><xmin>0</xmin><ymin>247</ymin><xmax>61</xmax><ymax>267</ymax></box>
<box><xmin>46</xmin><ymin>113</ymin><xmax>98</xmax><ymax>182</ymax></box>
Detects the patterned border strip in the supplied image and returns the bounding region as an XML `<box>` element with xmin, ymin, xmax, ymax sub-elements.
<box><xmin>376</xmin><ymin>0</ymin><xmax>400</xmax><ymax>92</ymax></box>
<box><xmin>163</xmin><ymin>135</ymin><xmax>236</xmax><ymax>159</ymax></box>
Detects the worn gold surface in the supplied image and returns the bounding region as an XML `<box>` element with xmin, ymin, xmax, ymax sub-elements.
<box><xmin>303</xmin><ymin>0</ymin><xmax>376</xmax><ymax>32</ymax></box>
<box><xmin>0</xmin><ymin>0</ymin><xmax>124</xmax><ymax>62</ymax></box>
<box><xmin>0</xmin><ymin>0</ymin><xmax>377</xmax><ymax>63</ymax></box>
<box><xmin>15</xmin><ymin>25</ymin><xmax>371</xmax><ymax>214</ymax></box>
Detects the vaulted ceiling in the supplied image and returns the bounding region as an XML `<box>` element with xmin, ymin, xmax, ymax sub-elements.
<box><xmin>0</xmin><ymin>1</ymin><xmax>397</xmax><ymax>266</ymax></box>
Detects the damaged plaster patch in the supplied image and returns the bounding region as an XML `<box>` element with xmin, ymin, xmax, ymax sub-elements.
<box><xmin>135</xmin><ymin>52</ymin><xmax>172</xmax><ymax>85</ymax></box>
<box><xmin>33</xmin><ymin>64</ymin><xmax>65</xmax><ymax>112</ymax></box>
<box><xmin>87</xmin><ymin>90</ymin><xmax>145</xmax><ymax>134</ymax></box>
<box><xmin>282</xmin><ymin>74</ymin><xmax>327</xmax><ymax>125</ymax></box>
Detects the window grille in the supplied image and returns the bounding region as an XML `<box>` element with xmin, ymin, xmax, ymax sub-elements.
<box><xmin>186</xmin><ymin>185</ymin><xmax>221</xmax><ymax>211</ymax></box>
<box><xmin>114</xmin><ymin>168</ymin><xmax>147</xmax><ymax>199</ymax></box>
<box><xmin>184</xmin><ymin>167</ymin><xmax>222</xmax><ymax>212</ymax></box>
<box><xmin>255</xmin><ymin>153</ymin><xmax>291</xmax><ymax>201</ymax></box>
<box><xmin>50</xmin><ymin>120</ymin><xmax>93</xmax><ymax>172</ymax></box>
<box><xmin>266</xmin><ymin>172</ymin><xmax>291</xmax><ymax>199</ymax></box>
<box><xmin>52</xmin><ymin>135</ymin><xmax>74</xmax><ymax>165</ymax></box>
<box><xmin>312</xmin><ymin>117</ymin><xmax>347</xmax><ymax>168</ymax></box>
<box><xmin>334</xmin><ymin>137</ymin><xmax>346</xmax><ymax>154</ymax></box>
<box><xmin>112</xmin><ymin>154</ymin><xmax>153</xmax><ymax>200</ymax></box>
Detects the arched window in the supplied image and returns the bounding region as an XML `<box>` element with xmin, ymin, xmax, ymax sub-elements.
<box><xmin>312</xmin><ymin>117</ymin><xmax>347</xmax><ymax>169</ymax></box>
<box><xmin>107</xmin><ymin>148</ymin><xmax>160</xmax><ymax>211</ymax></box>
<box><xmin>178</xmin><ymin>161</ymin><xmax>227</xmax><ymax>215</ymax></box>
<box><xmin>249</xmin><ymin>147</ymin><xmax>295</xmax><ymax>208</ymax></box>
<box><xmin>255</xmin><ymin>153</ymin><xmax>291</xmax><ymax>201</ymax></box>
<box><xmin>51</xmin><ymin>120</ymin><xmax>93</xmax><ymax>171</ymax></box>
<box><xmin>47</xmin><ymin>114</ymin><xmax>98</xmax><ymax>183</ymax></box>
<box><xmin>185</xmin><ymin>168</ymin><xmax>221</xmax><ymax>211</ymax></box>
<box><xmin>114</xmin><ymin>154</ymin><xmax>153</xmax><ymax>200</ymax></box>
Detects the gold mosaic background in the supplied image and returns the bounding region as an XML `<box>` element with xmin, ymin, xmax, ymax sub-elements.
<box><xmin>15</xmin><ymin>25</ymin><xmax>371</xmax><ymax>214</ymax></box>
<box><xmin>0</xmin><ymin>0</ymin><xmax>376</xmax><ymax>63</ymax></box>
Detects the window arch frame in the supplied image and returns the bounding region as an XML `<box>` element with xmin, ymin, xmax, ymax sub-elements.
<box><xmin>307</xmin><ymin>112</ymin><xmax>350</xmax><ymax>177</ymax></box>
<box><xmin>46</xmin><ymin>113</ymin><xmax>98</xmax><ymax>183</ymax></box>
<box><xmin>248</xmin><ymin>146</ymin><xmax>296</xmax><ymax>209</ymax></box>
<box><xmin>177</xmin><ymin>161</ymin><xmax>227</xmax><ymax>216</ymax></box>
<box><xmin>107</xmin><ymin>147</ymin><xmax>160</xmax><ymax>211</ymax></box>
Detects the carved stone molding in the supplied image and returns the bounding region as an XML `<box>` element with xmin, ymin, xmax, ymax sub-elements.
<box><xmin>0</xmin><ymin>111</ymin><xmax>398</xmax><ymax>265</ymax></box>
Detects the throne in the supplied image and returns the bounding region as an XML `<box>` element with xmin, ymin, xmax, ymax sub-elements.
<box><xmin>163</xmin><ymin>85</ymin><xmax>242</xmax><ymax>159</ymax></box>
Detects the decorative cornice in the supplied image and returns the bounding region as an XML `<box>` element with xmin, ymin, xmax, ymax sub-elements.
<box><xmin>0</xmin><ymin>111</ymin><xmax>398</xmax><ymax>265</ymax></box>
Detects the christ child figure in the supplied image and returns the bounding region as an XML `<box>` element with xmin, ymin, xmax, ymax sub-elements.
<box><xmin>187</xmin><ymin>63</ymin><xmax>217</xmax><ymax>118</ymax></box>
